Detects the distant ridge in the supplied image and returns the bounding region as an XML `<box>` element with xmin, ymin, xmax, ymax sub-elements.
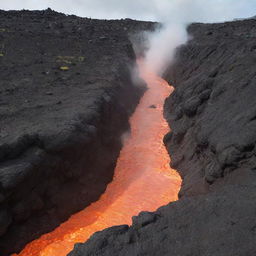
<box><xmin>234</xmin><ymin>15</ymin><xmax>256</xmax><ymax>21</ymax></box>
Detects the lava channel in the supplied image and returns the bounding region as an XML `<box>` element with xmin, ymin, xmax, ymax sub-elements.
<box><xmin>15</xmin><ymin>60</ymin><xmax>181</xmax><ymax>256</ymax></box>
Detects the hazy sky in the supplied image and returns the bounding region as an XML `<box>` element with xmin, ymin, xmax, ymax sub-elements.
<box><xmin>0</xmin><ymin>0</ymin><xmax>255</xmax><ymax>21</ymax></box>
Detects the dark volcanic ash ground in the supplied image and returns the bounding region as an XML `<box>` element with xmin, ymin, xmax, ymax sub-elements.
<box><xmin>69</xmin><ymin>18</ymin><xmax>256</xmax><ymax>256</ymax></box>
<box><xmin>0</xmin><ymin>9</ymin><xmax>155</xmax><ymax>255</ymax></box>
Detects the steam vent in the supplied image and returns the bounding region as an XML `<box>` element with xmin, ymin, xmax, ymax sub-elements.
<box><xmin>0</xmin><ymin>6</ymin><xmax>256</xmax><ymax>256</ymax></box>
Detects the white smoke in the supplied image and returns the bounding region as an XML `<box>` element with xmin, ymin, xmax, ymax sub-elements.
<box><xmin>143</xmin><ymin>0</ymin><xmax>256</xmax><ymax>75</ymax></box>
<box><xmin>144</xmin><ymin>23</ymin><xmax>188</xmax><ymax>75</ymax></box>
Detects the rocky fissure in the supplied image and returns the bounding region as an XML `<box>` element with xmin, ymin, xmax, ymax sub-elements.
<box><xmin>69</xmin><ymin>18</ymin><xmax>256</xmax><ymax>256</ymax></box>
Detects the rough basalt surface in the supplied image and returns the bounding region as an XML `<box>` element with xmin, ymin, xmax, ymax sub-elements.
<box><xmin>69</xmin><ymin>19</ymin><xmax>256</xmax><ymax>256</ymax></box>
<box><xmin>0</xmin><ymin>9</ymin><xmax>155</xmax><ymax>255</ymax></box>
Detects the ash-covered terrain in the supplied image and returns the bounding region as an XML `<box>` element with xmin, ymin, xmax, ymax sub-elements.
<box><xmin>69</xmin><ymin>19</ymin><xmax>256</xmax><ymax>256</ymax></box>
<box><xmin>0</xmin><ymin>9</ymin><xmax>155</xmax><ymax>255</ymax></box>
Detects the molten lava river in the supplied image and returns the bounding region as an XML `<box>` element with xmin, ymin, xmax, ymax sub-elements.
<box><xmin>16</xmin><ymin>61</ymin><xmax>181</xmax><ymax>256</ymax></box>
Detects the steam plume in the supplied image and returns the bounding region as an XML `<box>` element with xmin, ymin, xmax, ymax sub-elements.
<box><xmin>143</xmin><ymin>0</ymin><xmax>255</xmax><ymax>75</ymax></box>
<box><xmin>144</xmin><ymin>23</ymin><xmax>188</xmax><ymax>75</ymax></box>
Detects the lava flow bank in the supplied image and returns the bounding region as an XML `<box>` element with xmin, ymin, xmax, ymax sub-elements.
<box><xmin>15</xmin><ymin>61</ymin><xmax>181</xmax><ymax>256</ymax></box>
<box><xmin>0</xmin><ymin>10</ymin><xmax>156</xmax><ymax>255</ymax></box>
<box><xmin>69</xmin><ymin>18</ymin><xmax>256</xmax><ymax>256</ymax></box>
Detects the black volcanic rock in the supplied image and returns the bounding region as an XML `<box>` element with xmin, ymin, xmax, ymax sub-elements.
<box><xmin>164</xmin><ymin>19</ymin><xmax>256</xmax><ymax>197</ymax></box>
<box><xmin>69</xmin><ymin>19</ymin><xmax>256</xmax><ymax>256</ymax></box>
<box><xmin>69</xmin><ymin>186</ymin><xmax>256</xmax><ymax>256</ymax></box>
<box><xmin>0</xmin><ymin>9</ymin><xmax>156</xmax><ymax>255</ymax></box>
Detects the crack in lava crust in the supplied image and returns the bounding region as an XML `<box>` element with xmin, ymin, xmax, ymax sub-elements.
<box><xmin>15</xmin><ymin>60</ymin><xmax>181</xmax><ymax>256</ymax></box>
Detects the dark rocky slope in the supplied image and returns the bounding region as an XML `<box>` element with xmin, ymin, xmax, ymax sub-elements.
<box><xmin>0</xmin><ymin>9</ymin><xmax>155</xmax><ymax>255</ymax></box>
<box><xmin>69</xmin><ymin>19</ymin><xmax>256</xmax><ymax>256</ymax></box>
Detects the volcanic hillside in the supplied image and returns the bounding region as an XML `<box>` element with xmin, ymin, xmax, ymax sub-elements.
<box><xmin>0</xmin><ymin>9</ymin><xmax>155</xmax><ymax>255</ymax></box>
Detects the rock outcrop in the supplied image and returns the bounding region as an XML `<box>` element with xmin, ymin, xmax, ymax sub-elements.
<box><xmin>69</xmin><ymin>18</ymin><xmax>256</xmax><ymax>256</ymax></box>
<box><xmin>0</xmin><ymin>9</ymin><xmax>155</xmax><ymax>255</ymax></box>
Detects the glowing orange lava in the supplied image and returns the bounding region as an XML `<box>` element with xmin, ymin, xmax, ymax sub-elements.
<box><xmin>15</xmin><ymin>60</ymin><xmax>181</xmax><ymax>256</ymax></box>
